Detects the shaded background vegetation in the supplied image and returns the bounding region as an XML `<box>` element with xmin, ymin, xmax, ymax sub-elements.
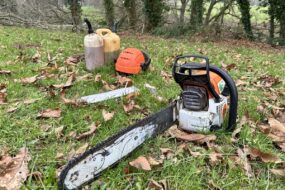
<box><xmin>0</xmin><ymin>0</ymin><xmax>284</xmax><ymax>45</ymax></box>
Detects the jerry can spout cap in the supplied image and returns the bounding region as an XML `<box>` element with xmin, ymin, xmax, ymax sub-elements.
<box><xmin>84</xmin><ymin>18</ymin><xmax>94</xmax><ymax>34</ymax></box>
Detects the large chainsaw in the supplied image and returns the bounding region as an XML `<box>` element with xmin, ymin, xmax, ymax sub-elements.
<box><xmin>59</xmin><ymin>55</ymin><xmax>238</xmax><ymax>190</ymax></box>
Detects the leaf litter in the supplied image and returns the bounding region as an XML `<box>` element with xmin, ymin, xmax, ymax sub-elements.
<box><xmin>37</xmin><ymin>108</ymin><xmax>62</xmax><ymax>119</ymax></box>
<box><xmin>0</xmin><ymin>148</ymin><xmax>30</xmax><ymax>190</ymax></box>
<box><xmin>102</xmin><ymin>110</ymin><xmax>114</xmax><ymax>121</ymax></box>
<box><xmin>76</xmin><ymin>123</ymin><xmax>98</xmax><ymax>140</ymax></box>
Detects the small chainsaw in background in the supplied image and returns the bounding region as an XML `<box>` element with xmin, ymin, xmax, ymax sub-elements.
<box><xmin>59</xmin><ymin>55</ymin><xmax>238</xmax><ymax>190</ymax></box>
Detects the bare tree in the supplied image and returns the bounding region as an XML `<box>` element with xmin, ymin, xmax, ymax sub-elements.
<box><xmin>179</xmin><ymin>0</ymin><xmax>190</xmax><ymax>25</ymax></box>
<box><xmin>0</xmin><ymin>0</ymin><xmax>72</xmax><ymax>27</ymax></box>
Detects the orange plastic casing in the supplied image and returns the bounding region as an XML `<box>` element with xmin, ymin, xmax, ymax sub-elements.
<box><xmin>115</xmin><ymin>48</ymin><xmax>145</xmax><ymax>74</ymax></box>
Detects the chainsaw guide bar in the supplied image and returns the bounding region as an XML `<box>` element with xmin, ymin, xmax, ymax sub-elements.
<box><xmin>59</xmin><ymin>102</ymin><xmax>178</xmax><ymax>190</ymax></box>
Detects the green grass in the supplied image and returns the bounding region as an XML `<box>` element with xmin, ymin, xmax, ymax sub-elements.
<box><xmin>0</xmin><ymin>26</ymin><xmax>285</xmax><ymax>189</ymax></box>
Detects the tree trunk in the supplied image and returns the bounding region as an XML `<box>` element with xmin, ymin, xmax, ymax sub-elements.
<box><xmin>103</xmin><ymin>0</ymin><xmax>114</xmax><ymax>27</ymax></box>
<box><xmin>143</xmin><ymin>0</ymin><xmax>164</xmax><ymax>31</ymax></box>
<box><xmin>189</xmin><ymin>0</ymin><xmax>204</xmax><ymax>31</ymax></box>
<box><xmin>204</xmin><ymin>0</ymin><xmax>217</xmax><ymax>26</ymax></box>
<box><xmin>179</xmin><ymin>0</ymin><xmax>189</xmax><ymax>25</ymax></box>
<box><xmin>269</xmin><ymin>14</ymin><xmax>275</xmax><ymax>43</ymax></box>
<box><xmin>236</xmin><ymin>0</ymin><xmax>253</xmax><ymax>40</ymax></box>
<box><xmin>70</xmin><ymin>0</ymin><xmax>81</xmax><ymax>31</ymax></box>
<box><xmin>124</xmin><ymin>0</ymin><xmax>137</xmax><ymax>28</ymax></box>
<box><xmin>268</xmin><ymin>0</ymin><xmax>275</xmax><ymax>44</ymax></box>
<box><xmin>279</xmin><ymin>12</ymin><xmax>285</xmax><ymax>39</ymax></box>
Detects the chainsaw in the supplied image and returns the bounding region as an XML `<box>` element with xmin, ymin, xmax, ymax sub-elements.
<box><xmin>58</xmin><ymin>55</ymin><xmax>238</xmax><ymax>190</ymax></box>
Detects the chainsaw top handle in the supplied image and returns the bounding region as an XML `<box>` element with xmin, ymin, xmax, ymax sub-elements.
<box><xmin>172</xmin><ymin>55</ymin><xmax>238</xmax><ymax>131</ymax></box>
<box><xmin>173</xmin><ymin>55</ymin><xmax>221</xmax><ymax>102</ymax></box>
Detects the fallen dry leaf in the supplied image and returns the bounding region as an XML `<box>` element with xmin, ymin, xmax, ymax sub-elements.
<box><xmin>55</xmin><ymin>152</ymin><xmax>65</xmax><ymax>160</ymax></box>
<box><xmin>117</xmin><ymin>76</ymin><xmax>133</xmax><ymax>87</ymax></box>
<box><xmin>37</xmin><ymin>108</ymin><xmax>61</xmax><ymax>118</ymax></box>
<box><xmin>125</xmin><ymin>92</ymin><xmax>140</xmax><ymax>100</ymax></box>
<box><xmin>148</xmin><ymin>179</ymin><xmax>164</xmax><ymax>190</ymax></box>
<box><xmin>77</xmin><ymin>74</ymin><xmax>93</xmax><ymax>81</ymax></box>
<box><xmin>235</xmin><ymin>79</ymin><xmax>248</xmax><ymax>87</ymax></box>
<box><xmin>0</xmin><ymin>148</ymin><xmax>30</xmax><ymax>190</ymax></box>
<box><xmin>160</xmin><ymin>148</ymin><xmax>174</xmax><ymax>160</ymax></box>
<box><xmin>76</xmin><ymin>123</ymin><xmax>97</xmax><ymax>140</ymax></box>
<box><xmin>17</xmin><ymin>75</ymin><xmax>38</xmax><ymax>85</ymax></box>
<box><xmin>257</xmin><ymin>117</ymin><xmax>285</xmax><ymax>152</ymax></box>
<box><xmin>95</xmin><ymin>74</ymin><xmax>101</xmax><ymax>82</ymax></box>
<box><xmin>123</xmin><ymin>100</ymin><xmax>135</xmax><ymax>112</ymax></box>
<box><xmin>60</xmin><ymin>91</ymin><xmax>86</xmax><ymax>107</ymax></box>
<box><xmin>102</xmin><ymin>80</ymin><xmax>116</xmax><ymax>91</ymax></box>
<box><xmin>54</xmin><ymin>126</ymin><xmax>64</xmax><ymax>139</ymax></box>
<box><xmin>0</xmin><ymin>83</ymin><xmax>6</xmax><ymax>91</ymax></box>
<box><xmin>64</xmin><ymin>54</ymin><xmax>84</xmax><ymax>65</ymax></box>
<box><xmin>40</xmin><ymin>124</ymin><xmax>52</xmax><ymax>132</ymax></box>
<box><xmin>189</xmin><ymin>149</ymin><xmax>202</xmax><ymax>157</ymax></box>
<box><xmin>221</xmin><ymin>63</ymin><xmax>236</xmax><ymax>71</ymax></box>
<box><xmin>270</xmin><ymin>168</ymin><xmax>285</xmax><ymax>177</ymax></box>
<box><xmin>147</xmin><ymin>157</ymin><xmax>163</xmax><ymax>166</ymax></box>
<box><xmin>160</xmin><ymin>71</ymin><xmax>172</xmax><ymax>82</ymax></box>
<box><xmin>52</xmin><ymin>73</ymin><xmax>76</xmax><ymax>89</ymax></box>
<box><xmin>259</xmin><ymin>75</ymin><xmax>280</xmax><ymax>87</ymax></box>
<box><xmin>209</xmin><ymin>151</ymin><xmax>223</xmax><ymax>166</ymax></box>
<box><xmin>68</xmin><ymin>131</ymin><xmax>77</xmax><ymax>138</ymax></box>
<box><xmin>6</xmin><ymin>107</ymin><xmax>18</xmax><ymax>113</ymax></box>
<box><xmin>28</xmin><ymin>171</ymin><xmax>42</xmax><ymax>180</ymax></box>
<box><xmin>23</xmin><ymin>99</ymin><xmax>38</xmax><ymax>105</ymax></box>
<box><xmin>231</xmin><ymin>126</ymin><xmax>242</xmax><ymax>143</ymax></box>
<box><xmin>0</xmin><ymin>70</ymin><xmax>11</xmax><ymax>75</ymax></box>
<box><xmin>129</xmin><ymin>156</ymin><xmax>151</xmax><ymax>171</ymax></box>
<box><xmin>102</xmin><ymin>110</ymin><xmax>114</xmax><ymax>121</ymax></box>
<box><xmin>167</xmin><ymin>125</ymin><xmax>216</xmax><ymax>144</ymax></box>
<box><xmin>32</xmin><ymin>51</ymin><xmax>41</xmax><ymax>63</ymax></box>
<box><xmin>148</xmin><ymin>179</ymin><xmax>168</xmax><ymax>190</ymax></box>
<box><xmin>237</xmin><ymin>148</ymin><xmax>253</xmax><ymax>177</ymax></box>
<box><xmin>244</xmin><ymin>146</ymin><xmax>280</xmax><ymax>163</ymax></box>
<box><xmin>75</xmin><ymin>143</ymin><xmax>89</xmax><ymax>155</ymax></box>
<box><xmin>0</xmin><ymin>92</ymin><xmax>7</xmax><ymax>104</ymax></box>
<box><xmin>268</xmin><ymin>118</ymin><xmax>285</xmax><ymax>134</ymax></box>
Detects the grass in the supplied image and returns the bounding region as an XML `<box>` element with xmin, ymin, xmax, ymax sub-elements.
<box><xmin>0</xmin><ymin>26</ymin><xmax>285</xmax><ymax>189</ymax></box>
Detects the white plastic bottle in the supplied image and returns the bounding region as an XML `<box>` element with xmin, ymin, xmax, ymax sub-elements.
<box><xmin>84</xmin><ymin>18</ymin><xmax>104</xmax><ymax>71</ymax></box>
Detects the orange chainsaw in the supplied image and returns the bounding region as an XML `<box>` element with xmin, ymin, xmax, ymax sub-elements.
<box><xmin>59</xmin><ymin>55</ymin><xmax>238</xmax><ymax>190</ymax></box>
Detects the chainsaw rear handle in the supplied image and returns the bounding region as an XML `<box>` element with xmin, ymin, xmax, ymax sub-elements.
<box><xmin>172</xmin><ymin>55</ymin><xmax>238</xmax><ymax>132</ymax></box>
<box><xmin>173</xmin><ymin>55</ymin><xmax>221</xmax><ymax>102</ymax></box>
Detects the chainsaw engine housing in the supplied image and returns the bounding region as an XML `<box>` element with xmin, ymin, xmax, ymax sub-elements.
<box><xmin>173</xmin><ymin>55</ymin><xmax>238</xmax><ymax>132</ymax></box>
<box><xmin>179</xmin><ymin>97</ymin><xmax>227</xmax><ymax>132</ymax></box>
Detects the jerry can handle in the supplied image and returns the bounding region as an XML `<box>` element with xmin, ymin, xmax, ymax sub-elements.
<box><xmin>96</xmin><ymin>28</ymin><xmax>112</xmax><ymax>36</ymax></box>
